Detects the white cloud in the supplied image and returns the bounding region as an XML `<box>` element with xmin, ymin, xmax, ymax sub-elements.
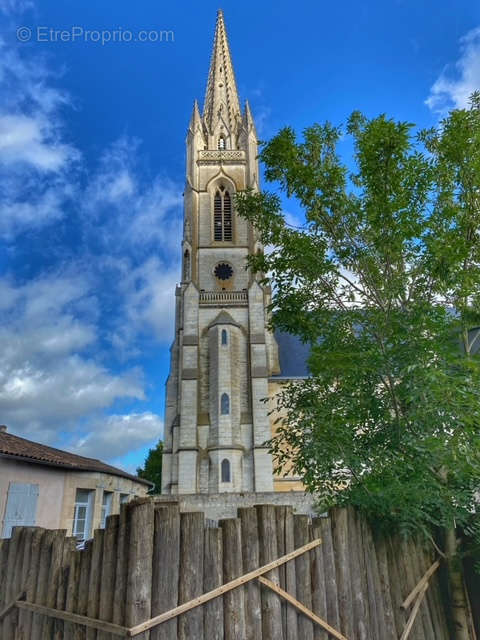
<box><xmin>83</xmin><ymin>137</ymin><xmax>183</xmax><ymax>256</ymax></box>
<box><xmin>0</xmin><ymin>0</ymin><xmax>32</xmax><ymax>14</ymax></box>
<box><xmin>426</xmin><ymin>26</ymin><xmax>480</xmax><ymax>112</ymax></box>
<box><xmin>0</xmin><ymin>41</ymin><xmax>80</xmax><ymax>235</ymax></box>
<box><xmin>0</xmin><ymin>273</ymin><xmax>145</xmax><ymax>443</ymax></box>
<box><xmin>67</xmin><ymin>412</ymin><xmax>163</xmax><ymax>463</ymax></box>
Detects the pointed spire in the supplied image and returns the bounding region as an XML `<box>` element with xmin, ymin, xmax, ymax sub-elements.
<box><xmin>243</xmin><ymin>100</ymin><xmax>257</xmax><ymax>133</ymax></box>
<box><xmin>203</xmin><ymin>10</ymin><xmax>241</xmax><ymax>136</ymax></box>
<box><xmin>188</xmin><ymin>99</ymin><xmax>203</xmax><ymax>132</ymax></box>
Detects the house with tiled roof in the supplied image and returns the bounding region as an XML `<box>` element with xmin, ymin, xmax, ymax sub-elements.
<box><xmin>0</xmin><ymin>425</ymin><xmax>151</xmax><ymax>540</ymax></box>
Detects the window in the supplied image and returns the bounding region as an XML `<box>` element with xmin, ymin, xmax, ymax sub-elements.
<box><xmin>183</xmin><ymin>249</ymin><xmax>190</xmax><ymax>281</ymax></box>
<box><xmin>73</xmin><ymin>489</ymin><xmax>94</xmax><ymax>545</ymax></box>
<box><xmin>100</xmin><ymin>491</ymin><xmax>113</xmax><ymax>529</ymax></box>
<box><xmin>120</xmin><ymin>493</ymin><xmax>130</xmax><ymax>505</ymax></box>
<box><xmin>1</xmin><ymin>482</ymin><xmax>38</xmax><ymax>538</ymax></box>
<box><xmin>213</xmin><ymin>188</ymin><xmax>233</xmax><ymax>241</ymax></box>
<box><xmin>221</xmin><ymin>393</ymin><xmax>230</xmax><ymax>415</ymax></box>
<box><xmin>218</xmin><ymin>136</ymin><xmax>226</xmax><ymax>150</ymax></box>
<box><xmin>221</xmin><ymin>459</ymin><xmax>231</xmax><ymax>482</ymax></box>
<box><xmin>221</xmin><ymin>329</ymin><xmax>228</xmax><ymax>345</ymax></box>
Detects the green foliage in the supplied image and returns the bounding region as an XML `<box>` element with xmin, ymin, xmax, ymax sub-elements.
<box><xmin>236</xmin><ymin>94</ymin><xmax>480</xmax><ymax>548</ymax></box>
<box><xmin>137</xmin><ymin>440</ymin><xmax>163</xmax><ymax>493</ymax></box>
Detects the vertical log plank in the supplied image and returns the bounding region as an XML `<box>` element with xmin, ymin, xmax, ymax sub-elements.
<box><xmin>203</xmin><ymin>526</ymin><xmax>224</xmax><ymax>640</ymax></box>
<box><xmin>20</xmin><ymin>529</ymin><xmax>44</xmax><ymax>640</ymax></box>
<box><xmin>151</xmin><ymin>505</ymin><xmax>181</xmax><ymax>640</ymax></box>
<box><xmin>98</xmin><ymin>515</ymin><xmax>119</xmax><ymax>640</ymax></box>
<box><xmin>42</xmin><ymin>529</ymin><xmax>66</xmax><ymax>639</ymax></box>
<box><xmin>178</xmin><ymin>512</ymin><xmax>204</xmax><ymax>640</ymax></box>
<box><xmin>275</xmin><ymin>507</ymin><xmax>287</xmax><ymax>636</ymax></box>
<box><xmin>311</xmin><ymin>518</ymin><xmax>328</xmax><ymax>640</ymax></box>
<box><xmin>86</xmin><ymin>529</ymin><xmax>104</xmax><ymax>640</ymax></box>
<box><xmin>220</xmin><ymin>518</ymin><xmax>246</xmax><ymax>640</ymax></box>
<box><xmin>348</xmin><ymin>508</ymin><xmax>369</xmax><ymax>640</ymax></box>
<box><xmin>256</xmin><ymin>505</ymin><xmax>284</xmax><ymax>640</ymax></box>
<box><xmin>238</xmin><ymin>507</ymin><xmax>262</xmax><ymax>640</ymax></box>
<box><xmin>294</xmin><ymin>515</ymin><xmax>314</xmax><ymax>640</ymax></box>
<box><xmin>331</xmin><ymin>508</ymin><xmax>354</xmax><ymax>639</ymax></box>
<box><xmin>125</xmin><ymin>499</ymin><xmax>154</xmax><ymax>640</ymax></box>
<box><xmin>31</xmin><ymin>529</ymin><xmax>55</xmax><ymax>640</ymax></box>
<box><xmin>63</xmin><ymin>544</ymin><xmax>80</xmax><ymax>640</ymax></box>
<box><xmin>319</xmin><ymin>516</ymin><xmax>340</xmax><ymax>633</ymax></box>
<box><xmin>375</xmin><ymin>535</ymin><xmax>398</xmax><ymax>640</ymax></box>
<box><xmin>74</xmin><ymin>540</ymin><xmax>93</xmax><ymax>640</ymax></box>
<box><xmin>112</xmin><ymin>502</ymin><xmax>130</xmax><ymax>628</ymax></box>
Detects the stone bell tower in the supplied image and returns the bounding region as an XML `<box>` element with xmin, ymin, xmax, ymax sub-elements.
<box><xmin>161</xmin><ymin>10</ymin><xmax>280</xmax><ymax>495</ymax></box>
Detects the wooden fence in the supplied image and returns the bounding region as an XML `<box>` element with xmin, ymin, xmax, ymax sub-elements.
<box><xmin>0</xmin><ymin>499</ymin><xmax>450</xmax><ymax>639</ymax></box>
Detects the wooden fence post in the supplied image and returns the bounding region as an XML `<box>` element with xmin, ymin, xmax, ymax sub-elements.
<box><xmin>220</xmin><ymin>517</ymin><xmax>246</xmax><ymax>640</ymax></box>
<box><xmin>178</xmin><ymin>512</ymin><xmax>204</xmax><ymax>640</ymax></box>
<box><xmin>151</xmin><ymin>505</ymin><xmax>181</xmax><ymax>640</ymax></box>
<box><xmin>31</xmin><ymin>529</ymin><xmax>56</xmax><ymax>640</ymax></box>
<box><xmin>98</xmin><ymin>515</ymin><xmax>119</xmax><ymax>640</ymax></box>
<box><xmin>42</xmin><ymin>529</ymin><xmax>66</xmax><ymax>639</ymax></box>
<box><xmin>294</xmin><ymin>515</ymin><xmax>314</xmax><ymax>640</ymax></box>
<box><xmin>348</xmin><ymin>508</ymin><xmax>369</xmax><ymax>640</ymax></box>
<box><xmin>203</xmin><ymin>526</ymin><xmax>224</xmax><ymax>640</ymax></box>
<box><xmin>256</xmin><ymin>505</ymin><xmax>284</xmax><ymax>640</ymax></box>
<box><xmin>125</xmin><ymin>499</ymin><xmax>154</xmax><ymax>640</ymax></box>
<box><xmin>311</xmin><ymin>518</ymin><xmax>328</xmax><ymax>640</ymax></box>
<box><xmin>238</xmin><ymin>507</ymin><xmax>262</xmax><ymax>640</ymax></box>
<box><xmin>86</xmin><ymin>529</ymin><xmax>105</xmax><ymax>640</ymax></box>
<box><xmin>112</xmin><ymin>502</ymin><xmax>130</xmax><ymax>628</ymax></box>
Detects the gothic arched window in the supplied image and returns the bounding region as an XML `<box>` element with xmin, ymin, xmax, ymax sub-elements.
<box><xmin>221</xmin><ymin>393</ymin><xmax>230</xmax><ymax>415</ymax></box>
<box><xmin>213</xmin><ymin>187</ymin><xmax>233</xmax><ymax>241</ymax></box>
<box><xmin>221</xmin><ymin>329</ymin><xmax>228</xmax><ymax>345</ymax></box>
<box><xmin>183</xmin><ymin>249</ymin><xmax>190</xmax><ymax>281</ymax></box>
<box><xmin>218</xmin><ymin>135</ymin><xmax>226</xmax><ymax>150</ymax></box>
<box><xmin>221</xmin><ymin>458</ymin><xmax>231</xmax><ymax>482</ymax></box>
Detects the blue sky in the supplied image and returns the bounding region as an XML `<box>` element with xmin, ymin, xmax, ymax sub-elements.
<box><xmin>0</xmin><ymin>0</ymin><xmax>479</xmax><ymax>473</ymax></box>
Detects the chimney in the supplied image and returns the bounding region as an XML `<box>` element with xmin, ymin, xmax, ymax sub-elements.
<box><xmin>0</xmin><ymin>425</ymin><xmax>7</xmax><ymax>433</ymax></box>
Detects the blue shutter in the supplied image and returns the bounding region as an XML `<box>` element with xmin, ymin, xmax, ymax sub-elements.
<box><xmin>2</xmin><ymin>482</ymin><xmax>39</xmax><ymax>538</ymax></box>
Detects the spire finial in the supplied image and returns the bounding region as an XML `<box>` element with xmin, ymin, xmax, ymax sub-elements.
<box><xmin>203</xmin><ymin>10</ymin><xmax>241</xmax><ymax>135</ymax></box>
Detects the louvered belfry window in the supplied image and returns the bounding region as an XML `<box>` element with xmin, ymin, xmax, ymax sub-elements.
<box><xmin>213</xmin><ymin>187</ymin><xmax>233</xmax><ymax>241</ymax></box>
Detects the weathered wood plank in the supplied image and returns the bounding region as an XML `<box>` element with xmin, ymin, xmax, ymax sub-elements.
<box><xmin>294</xmin><ymin>515</ymin><xmax>314</xmax><ymax>640</ymax></box>
<box><xmin>320</xmin><ymin>516</ymin><xmax>341</xmax><ymax>634</ymax></box>
<box><xmin>220</xmin><ymin>518</ymin><xmax>246</xmax><ymax>640</ymax></box>
<box><xmin>203</xmin><ymin>527</ymin><xmax>224</xmax><ymax>640</ymax></box>
<box><xmin>42</xmin><ymin>529</ymin><xmax>66</xmax><ymax>639</ymax></box>
<box><xmin>113</xmin><ymin>502</ymin><xmax>130</xmax><ymax>628</ymax></box>
<box><xmin>311</xmin><ymin>518</ymin><xmax>328</xmax><ymax>640</ymax></box>
<box><xmin>125</xmin><ymin>500</ymin><xmax>155</xmax><ymax>640</ymax></box>
<box><xmin>75</xmin><ymin>540</ymin><xmax>93</xmax><ymax>640</ymax></box>
<box><xmin>331</xmin><ymin>508</ymin><xmax>354</xmax><ymax>639</ymax></box>
<box><xmin>15</xmin><ymin>601</ymin><xmax>130</xmax><ymax>637</ymax></box>
<box><xmin>98</xmin><ymin>516</ymin><xmax>119</xmax><ymax>640</ymax></box>
<box><xmin>256</xmin><ymin>505</ymin><xmax>284</xmax><ymax>640</ymax></box>
<box><xmin>151</xmin><ymin>506</ymin><xmax>180</xmax><ymax>640</ymax></box>
<box><xmin>347</xmin><ymin>508</ymin><xmax>368</xmax><ymax>640</ymax></box>
<box><xmin>178</xmin><ymin>512</ymin><xmax>204</xmax><ymax>640</ymax></box>
<box><xmin>238</xmin><ymin>507</ymin><xmax>262</xmax><ymax>640</ymax></box>
<box><xmin>375</xmin><ymin>534</ymin><xmax>397</xmax><ymax>640</ymax></box>
<box><xmin>400</xmin><ymin>582</ymin><xmax>430</xmax><ymax>640</ymax></box>
<box><xmin>31</xmin><ymin>528</ymin><xmax>55</xmax><ymax>640</ymax></box>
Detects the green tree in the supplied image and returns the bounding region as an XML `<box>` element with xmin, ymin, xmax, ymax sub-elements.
<box><xmin>236</xmin><ymin>94</ymin><xmax>480</xmax><ymax>640</ymax></box>
<box><xmin>137</xmin><ymin>440</ymin><xmax>163</xmax><ymax>493</ymax></box>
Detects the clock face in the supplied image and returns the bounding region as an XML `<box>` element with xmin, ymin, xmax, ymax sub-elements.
<box><xmin>214</xmin><ymin>262</ymin><xmax>233</xmax><ymax>280</ymax></box>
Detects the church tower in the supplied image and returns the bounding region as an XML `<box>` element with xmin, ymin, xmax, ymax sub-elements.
<box><xmin>161</xmin><ymin>10</ymin><xmax>280</xmax><ymax>495</ymax></box>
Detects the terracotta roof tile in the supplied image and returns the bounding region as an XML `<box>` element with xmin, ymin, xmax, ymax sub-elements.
<box><xmin>0</xmin><ymin>428</ymin><xmax>152</xmax><ymax>486</ymax></box>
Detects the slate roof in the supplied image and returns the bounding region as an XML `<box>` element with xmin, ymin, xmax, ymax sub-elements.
<box><xmin>0</xmin><ymin>427</ymin><xmax>152</xmax><ymax>486</ymax></box>
<box><xmin>272</xmin><ymin>330</ymin><xmax>311</xmax><ymax>378</ymax></box>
